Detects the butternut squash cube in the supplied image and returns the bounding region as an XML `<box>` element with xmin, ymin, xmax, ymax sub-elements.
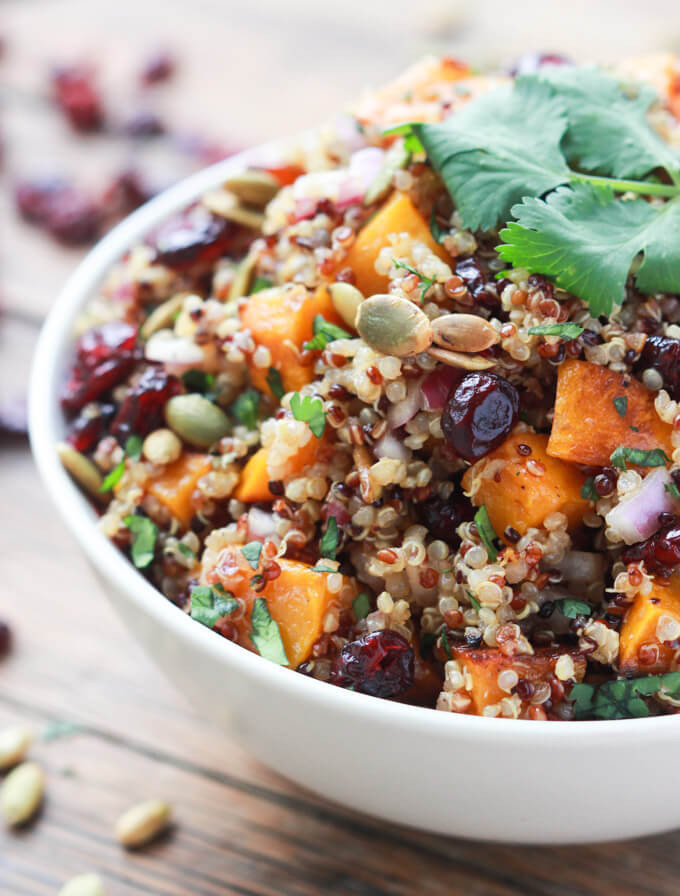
<box><xmin>234</xmin><ymin>435</ymin><xmax>332</xmax><ymax>504</ymax></box>
<box><xmin>146</xmin><ymin>453</ymin><xmax>211</xmax><ymax>528</ymax></box>
<box><xmin>619</xmin><ymin>574</ymin><xmax>680</xmax><ymax>675</ymax></box>
<box><xmin>461</xmin><ymin>432</ymin><xmax>588</xmax><ymax>539</ymax></box>
<box><xmin>547</xmin><ymin>360</ymin><xmax>672</xmax><ymax>468</ymax></box>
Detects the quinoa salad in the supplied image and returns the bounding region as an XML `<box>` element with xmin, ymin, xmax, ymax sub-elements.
<box><xmin>57</xmin><ymin>53</ymin><xmax>680</xmax><ymax>721</ymax></box>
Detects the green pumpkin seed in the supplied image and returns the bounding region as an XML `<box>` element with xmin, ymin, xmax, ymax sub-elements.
<box><xmin>228</xmin><ymin>252</ymin><xmax>258</xmax><ymax>301</ymax></box>
<box><xmin>164</xmin><ymin>394</ymin><xmax>231</xmax><ymax>448</ymax></box>
<box><xmin>431</xmin><ymin>313</ymin><xmax>500</xmax><ymax>353</ymax></box>
<box><xmin>364</xmin><ymin>141</ymin><xmax>411</xmax><ymax>206</ymax></box>
<box><xmin>140</xmin><ymin>293</ymin><xmax>188</xmax><ymax>340</ymax></box>
<box><xmin>202</xmin><ymin>189</ymin><xmax>264</xmax><ymax>231</ymax></box>
<box><xmin>328</xmin><ymin>282</ymin><xmax>364</xmax><ymax>329</ymax></box>
<box><xmin>0</xmin><ymin>761</ymin><xmax>44</xmax><ymax>826</ymax></box>
<box><xmin>428</xmin><ymin>345</ymin><xmax>495</xmax><ymax>370</ymax></box>
<box><xmin>115</xmin><ymin>799</ymin><xmax>172</xmax><ymax>848</ymax></box>
<box><xmin>58</xmin><ymin>873</ymin><xmax>106</xmax><ymax>896</ymax></box>
<box><xmin>0</xmin><ymin>726</ymin><xmax>33</xmax><ymax>770</ymax></box>
<box><xmin>356</xmin><ymin>294</ymin><xmax>432</xmax><ymax>357</ymax></box>
<box><xmin>223</xmin><ymin>169</ymin><xmax>280</xmax><ymax>207</ymax></box>
<box><xmin>57</xmin><ymin>443</ymin><xmax>108</xmax><ymax>502</ymax></box>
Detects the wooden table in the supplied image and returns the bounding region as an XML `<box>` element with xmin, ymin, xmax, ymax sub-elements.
<box><xmin>3</xmin><ymin>1</ymin><xmax>680</xmax><ymax>891</ymax></box>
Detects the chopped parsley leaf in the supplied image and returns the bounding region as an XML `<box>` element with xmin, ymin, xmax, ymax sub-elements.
<box><xmin>250</xmin><ymin>276</ymin><xmax>274</xmax><ymax>294</ymax></box>
<box><xmin>570</xmin><ymin>671</ymin><xmax>680</xmax><ymax>720</ymax></box>
<box><xmin>320</xmin><ymin>516</ymin><xmax>339</xmax><ymax>560</ymax></box>
<box><xmin>190</xmin><ymin>583</ymin><xmax>238</xmax><ymax>629</ymax></box>
<box><xmin>124</xmin><ymin>514</ymin><xmax>158</xmax><ymax>569</ymax></box>
<box><xmin>177</xmin><ymin>543</ymin><xmax>196</xmax><ymax>562</ymax></box>
<box><xmin>528</xmin><ymin>322</ymin><xmax>584</xmax><ymax>339</ymax></box>
<box><xmin>232</xmin><ymin>388</ymin><xmax>260</xmax><ymax>430</ymax></box>
<box><xmin>613</xmin><ymin>396</ymin><xmax>628</xmax><ymax>417</ymax></box>
<box><xmin>100</xmin><ymin>435</ymin><xmax>144</xmax><ymax>492</ymax></box>
<box><xmin>182</xmin><ymin>369</ymin><xmax>216</xmax><ymax>395</ymax></box>
<box><xmin>555</xmin><ymin>598</ymin><xmax>592</xmax><ymax>619</ymax></box>
<box><xmin>580</xmin><ymin>477</ymin><xmax>599</xmax><ymax>501</ymax></box>
<box><xmin>266</xmin><ymin>367</ymin><xmax>285</xmax><ymax>400</ymax></box>
<box><xmin>241</xmin><ymin>541</ymin><xmax>263</xmax><ymax>570</ymax></box>
<box><xmin>249</xmin><ymin>598</ymin><xmax>289</xmax><ymax>665</ymax></box>
<box><xmin>440</xmin><ymin>628</ymin><xmax>452</xmax><ymax>660</ymax></box>
<box><xmin>610</xmin><ymin>445</ymin><xmax>670</xmax><ymax>471</ymax></box>
<box><xmin>290</xmin><ymin>392</ymin><xmax>326</xmax><ymax>438</ymax></box>
<box><xmin>665</xmin><ymin>482</ymin><xmax>680</xmax><ymax>501</ymax></box>
<box><xmin>473</xmin><ymin>505</ymin><xmax>499</xmax><ymax>562</ymax></box>
<box><xmin>303</xmin><ymin>314</ymin><xmax>351</xmax><ymax>351</ymax></box>
<box><xmin>352</xmin><ymin>592</ymin><xmax>371</xmax><ymax>620</ymax></box>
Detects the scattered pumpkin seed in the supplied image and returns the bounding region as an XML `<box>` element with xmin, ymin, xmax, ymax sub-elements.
<box><xmin>142</xmin><ymin>428</ymin><xmax>182</xmax><ymax>466</ymax></box>
<box><xmin>328</xmin><ymin>282</ymin><xmax>364</xmax><ymax>329</ymax></box>
<box><xmin>164</xmin><ymin>394</ymin><xmax>231</xmax><ymax>448</ymax></box>
<box><xmin>364</xmin><ymin>140</ymin><xmax>411</xmax><ymax>206</ymax></box>
<box><xmin>356</xmin><ymin>294</ymin><xmax>432</xmax><ymax>357</ymax></box>
<box><xmin>114</xmin><ymin>799</ymin><xmax>172</xmax><ymax>848</ymax></box>
<box><xmin>431</xmin><ymin>313</ymin><xmax>500</xmax><ymax>353</ymax></box>
<box><xmin>0</xmin><ymin>726</ymin><xmax>32</xmax><ymax>770</ymax></box>
<box><xmin>228</xmin><ymin>251</ymin><xmax>258</xmax><ymax>301</ymax></box>
<box><xmin>202</xmin><ymin>189</ymin><xmax>264</xmax><ymax>230</ymax></box>
<box><xmin>57</xmin><ymin>443</ymin><xmax>108</xmax><ymax>502</ymax></box>
<box><xmin>223</xmin><ymin>169</ymin><xmax>280</xmax><ymax>207</ymax></box>
<box><xmin>0</xmin><ymin>761</ymin><xmax>44</xmax><ymax>827</ymax></box>
<box><xmin>140</xmin><ymin>293</ymin><xmax>188</xmax><ymax>340</ymax></box>
<box><xmin>428</xmin><ymin>345</ymin><xmax>495</xmax><ymax>370</ymax></box>
<box><xmin>58</xmin><ymin>873</ymin><xmax>106</xmax><ymax>896</ymax></box>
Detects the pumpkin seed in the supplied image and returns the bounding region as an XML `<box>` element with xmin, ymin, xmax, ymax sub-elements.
<box><xmin>164</xmin><ymin>394</ymin><xmax>230</xmax><ymax>448</ymax></box>
<box><xmin>431</xmin><ymin>313</ymin><xmax>500</xmax><ymax>353</ymax></box>
<box><xmin>328</xmin><ymin>282</ymin><xmax>364</xmax><ymax>329</ymax></box>
<box><xmin>356</xmin><ymin>294</ymin><xmax>432</xmax><ymax>357</ymax></box>
<box><xmin>57</xmin><ymin>442</ymin><xmax>108</xmax><ymax>502</ymax></box>
<box><xmin>202</xmin><ymin>189</ymin><xmax>264</xmax><ymax>230</ymax></box>
<box><xmin>223</xmin><ymin>169</ymin><xmax>280</xmax><ymax>207</ymax></box>
<box><xmin>228</xmin><ymin>251</ymin><xmax>257</xmax><ymax>301</ymax></box>
<box><xmin>0</xmin><ymin>726</ymin><xmax>32</xmax><ymax>770</ymax></box>
<box><xmin>142</xmin><ymin>428</ymin><xmax>182</xmax><ymax>465</ymax></box>
<box><xmin>114</xmin><ymin>799</ymin><xmax>172</xmax><ymax>848</ymax></box>
<box><xmin>364</xmin><ymin>141</ymin><xmax>410</xmax><ymax>206</ymax></box>
<box><xmin>140</xmin><ymin>293</ymin><xmax>188</xmax><ymax>340</ymax></box>
<box><xmin>428</xmin><ymin>345</ymin><xmax>495</xmax><ymax>370</ymax></box>
<box><xmin>0</xmin><ymin>761</ymin><xmax>44</xmax><ymax>827</ymax></box>
<box><xmin>58</xmin><ymin>873</ymin><xmax>106</xmax><ymax>896</ymax></box>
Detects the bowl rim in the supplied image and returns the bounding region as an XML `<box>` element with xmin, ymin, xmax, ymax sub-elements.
<box><xmin>28</xmin><ymin>137</ymin><xmax>680</xmax><ymax>740</ymax></box>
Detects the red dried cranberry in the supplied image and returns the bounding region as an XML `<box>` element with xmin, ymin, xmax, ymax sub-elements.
<box><xmin>51</xmin><ymin>65</ymin><xmax>104</xmax><ymax>132</ymax></box>
<box><xmin>61</xmin><ymin>321</ymin><xmax>138</xmax><ymax>413</ymax></box>
<box><xmin>151</xmin><ymin>207</ymin><xmax>239</xmax><ymax>271</ymax></box>
<box><xmin>509</xmin><ymin>53</ymin><xmax>572</xmax><ymax>76</ymax></box>
<box><xmin>100</xmin><ymin>169</ymin><xmax>153</xmax><ymax>221</ymax></box>
<box><xmin>623</xmin><ymin>517</ymin><xmax>680</xmax><ymax>577</ymax></box>
<box><xmin>15</xmin><ymin>177</ymin><xmax>69</xmax><ymax>223</ymax></box>
<box><xmin>140</xmin><ymin>50</ymin><xmax>176</xmax><ymax>86</ymax></box>
<box><xmin>442</xmin><ymin>372</ymin><xmax>519</xmax><ymax>462</ymax></box>
<box><xmin>15</xmin><ymin>177</ymin><xmax>100</xmax><ymax>245</ymax></box>
<box><xmin>67</xmin><ymin>401</ymin><xmax>116</xmax><ymax>453</ymax></box>
<box><xmin>454</xmin><ymin>258</ymin><xmax>499</xmax><ymax>310</ymax></box>
<box><xmin>416</xmin><ymin>491</ymin><xmax>473</xmax><ymax>548</ymax></box>
<box><xmin>110</xmin><ymin>366</ymin><xmax>181</xmax><ymax>442</ymax></box>
<box><xmin>330</xmin><ymin>630</ymin><xmax>414</xmax><ymax>698</ymax></box>
<box><xmin>0</xmin><ymin>620</ymin><xmax>11</xmax><ymax>657</ymax></box>
<box><xmin>636</xmin><ymin>335</ymin><xmax>680</xmax><ymax>400</ymax></box>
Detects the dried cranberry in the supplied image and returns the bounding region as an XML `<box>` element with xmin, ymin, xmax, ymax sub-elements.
<box><xmin>15</xmin><ymin>177</ymin><xmax>100</xmax><ymax>245</ymax></box>
<box><xmin>100</xmin><ymin>169</ymin><xmax>153</xmax><ymax>221</ymax></box>
<box><xmin>416</xmin><ymin>492</ymin><xmax>473</xmax><ymax>548</ymax></box>
<box><xmin>151</xmin><ymin>207</ymin><xmax>239</xmax><ymax>271</ymax></box>
<box><xmin>623</xmin><ymin>517</ymin><xmax>680</xmax><ymax>577</ymax></box>
<box><xmin>61</xmin><ymin>321</ymin><xmax>138</xmax><ymax>413</ymax></box>
<box><xmin>330</xmin><ymin>630</ymin><xmax>414</xmax><ymax>699</ymax></box>
<box><xmin>454</xmin><ymin>258</ymin><xmax>499</xmax><ymax>310</ymax></box>
<box><xmin>509</xmin><ymin>53</ymin><xmax>572</xmax><ymax>76</ymax></box>
<box><xmin>140</xmin><ymin>51</ymin><xmax>176</xmax><ymax>86</ymax></box>
<box><xmin>51</xmin><ymin>65</ymin><xmax>104</xmax><ymax>132</ymax></box>
<box><xmin>0</xmin><ymin>620</ymin><xmax>11</xmax><ymax>657</ymax></box>
<box><xmin>110</xmin><ymin>366</ymin><xmax>181</xmax><ymax>442</ymax></box>
<box><xmin>636</xmin><ymin>335</ymin><xmax>680</xmax><ymax>400</ymax></box>
<box><xmin>67</xmin><ymin>401</ymin><xmax>116</xmax><ymax>453</ymax></box>
<box><xmin>442</xmin><ymin>372</ymin><xmax>519</xmax><ymax>462</ymax></box>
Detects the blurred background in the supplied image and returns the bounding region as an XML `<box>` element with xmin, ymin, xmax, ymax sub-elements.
<box><xmin>3</xmin><ymin>0</ymin><xmax>680</xmax><ymax>892</ymax></box>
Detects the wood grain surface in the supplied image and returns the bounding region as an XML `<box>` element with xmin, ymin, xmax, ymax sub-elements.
<box><xmin>3</xmin><ymin>1</ymin><xmax>680</xmax><ymax>892</ymax></box>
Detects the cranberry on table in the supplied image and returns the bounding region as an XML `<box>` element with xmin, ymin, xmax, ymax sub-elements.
<box><xmin>442</xmin><ymin>372</ymin><xmax>519</xmax><ymax>462</ymax></box>
<box><xmin>623</xmin><ymin>517</ymin><xmax>680</xmax><ymax>577</ymax></box>
<box><xmin>15</xmin><ymin>177</ymin><xmax>100</xmax><ymax>245</ymax></box>
<box><xmin>0</xmin><ymin>620</ymin><xmax>11</xmax><ymax>657</ymax></box>
<box><xmin>110</xmin><ymin>367</ymin><xmax>182</xmax><ymax>442</ymax></box>
<box><xmin>140</xmin><ymin>51</ymin><xmax>176</xmax><ymax>86</ymax></box>
<box><xmin>51</xmin><ymin>65</ymin><xmax>104</xmax><ymax>132</ymax></box>
<box><xmin>330</xmin><ymin>630</ymin><xmax>414</xmax><ymax>699</ymax></box>
<box><xmin>416</xmin><ymin>492</ymin><xmax>473</xmax><ymax>548</ymax></box>
<box><xmin>636</xmin><ymin>335</ymin><xmax>680</xmax><ymax>400</ymax></box>
<box><xmin>61</xmin><ymin>321</ymin><xmax>139</xmax><ymax>413</ymax></box>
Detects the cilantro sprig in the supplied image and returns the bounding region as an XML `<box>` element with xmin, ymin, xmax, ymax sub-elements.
<box><xmin>232</xmin><ymin>388</ymin><xmax>260</xmax><ymax>430</ymax></box>
<box><xmin>124</xmin><ymin>514</ymin><xmax>158</xmax><ymax>569</ymax></box>
<box><xmin>290</xmin><ymin>392</ymin><xmax>326</xmax><ymax>438</ymax></box>
<box><xmin>303</xmin><ymin>314</ymin><xmax>351</xmax><ymax>351</ymax></box>
<box><xmin>249</xmin><ymin>598</ymin><xmax>289</xmax><ymax>665</ymax></box>
<box><xmin>473</xmin><ymin>505</ymin><xmax>499</xmax><ymax>562</ymax></box>
<box><xmin>392</xmin><ymin>259</ymin><xmax>436</xmax><ymax>303</ymax></box>
<box><xmin>320</xmin><ymin>516</ymin><xmax>339</xmax><ymax>560</ymax></box>
<box><xmin>570</xmin><ymin>672</ymin><xmax>680</xmax><ymax>720</ymax></box>
<box><xmin>100</xmin><ymin>435</ymin><xmax>143</xmax><ymax>492</ymax></box>
<box><xmin>190</xmin><ymin>583</ymin><xmax>238</xmax><ymax>629</ymax></box>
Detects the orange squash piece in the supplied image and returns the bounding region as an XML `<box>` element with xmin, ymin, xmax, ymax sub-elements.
<box><xmin>345</xmin><ymin>192</ymin><xmax>450</xmax><ymax>298</ymax></box>
<box><xmin>234</xmin><ymin>434</ymin><xmax>332</xmax><ymax>503</ymax></box>
<box><xmin>619</xmin><ymin>574</ymin><xmax>680</xmax><ymax>675</ymax></box>
<box><xmin>146</xmin><ymin>453</ymin><xmax>211</xmax><ymax>528</ymax></box>
<box><xmin>451</xmin><ymin>646</ymin><xmax>587</xmax><ymax>716</ymax></box>
<box><xmin>239</xmin><ymin>284</ymin><xmax>346</xmax><ymax>397</ymax></box>
<box><xmin>547</xmin><ymin>360</ymin><xmax>672</xmax><ymax>468</ymax></box>
<box><xmin>461</xmin><ymin>432</ymin><xmax>588</xmax><ymax>539</ymax></box>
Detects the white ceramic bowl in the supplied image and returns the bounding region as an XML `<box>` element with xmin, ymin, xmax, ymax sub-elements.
<box><xmin>29</xmin><ymin>142</ymin><xmax>680</xmax><ymax>845</ymax></box>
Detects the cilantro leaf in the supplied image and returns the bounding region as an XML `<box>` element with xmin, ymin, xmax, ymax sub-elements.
<box><xmin>320</xmin><ymin>516</ymin><xmax>339</xmax><ymax>560</ymax></box>
<box><xmin>241</xmin><ymin>541</ymin><xmax>263</xmax><ymax>570</ymax></box>
<box><xmin>555</xmin><ymin>598</ymin><xmax>592</xmax><ymax>619</ymax></box>
<box><xmin>250</xmin><ymin>276</ymin><xmax>273</xmax><ymax>293</ymax></box>
<box><xmin>580</xmin><ymin>477</ymin><xmax>599</xmax><ymax>501</ymax></box>
<box><xmin>526</xmin><ymin>66</ymin><xmax>680</xmax><ymax>181</ymax></box>
<box><xmin>303</xmin><ymin>314</ymin><xmax>351</xmax><ymax>351</ymax></box>
<box><xmin>290</xmin><ymin>392</ymin><xmax>326</xmax><ymax>438</ymax></box>
<box><xmin>571</xmin><ymin>672</ymin><xmax>680</xmax><ymax>720</ymax></box>
<box><xmin>610</xmin><ymin>445</ymin><xmax>670</xmax><ymax>471</ymax></box>
<box><xmin>410</xmin><ymin>79</ymin><xmax>570</xmax><ymax>230</ymax></box>
<box><xmin>177</xmin><ymin>543</ymin><xmax>195</xmax><ymax>562</ymax></box>
<box><xmin>249</xmin><ymin>598</ymin><xmax>289</xmax><ymax>665</ymax></box>
<box><xmin>473</xmin><ymin>505</ymin><xmax>499</xmax><ymax>562</ymax></box>
<box><xmin>352</xmin><ymin>592</ymin><xmax>371</xmax><ymax>620</ymax></box>
<box><xmin>613</xmin><ymin>396</ymin><xmax>628</xmax><ymax>418</ymax></box>
<box><xmin>266</xmin><ymin>367</ymin><xmax>284</xmax><ymax>400</ymax></box>
<box><xmin>190</xmin><ymin>583</ymin><xmax>238</xmax><ymax>629</ymax></box>
<box><xmin>123</xmin><ymin>514</ymin><xmax>158</xmax><ymax>569</ymax></box>
<box><xmin>182</xmin><ymin>369</ymin><xmax>215</xmax><ymax>395</ymax></box>
<box><xmin>499</xmin><ymin>184</ymin><xmax>680</xmax><ymax>315</ymax></box>
<box><xmin>392</xmin><ymin>259</ymin><xmax>436</xmax><ymax>303</ymax></box>
<box><xmin>99</xmin><ymin>435</ymin><xmax>144</xmax><ymax>492</ymax></box>
<box><xmin>232</xmin><ymin>388</ymin><xmax>260</xmax><ymax>430</ymax></box>
<box><xmin>528</xmin><ymin>323</ymin><xmax>584</xmax><ymax>339</ymax></box>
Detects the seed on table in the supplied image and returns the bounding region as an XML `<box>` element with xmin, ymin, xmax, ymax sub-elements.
<box><xmin>356</xmin><ymin>294</ymin><xmax>433</xmax><ymax>357</ymax></box>
<box><xmin>114</xmin><ymin>799</ymin><xmax>172</xmax><ymax>847</ymax></box>
<box><xmin>142</xmin><ymin>428</ymin><xmax>182</xmax><ymax>465</ymax></box>
<box><xmin>0</xmin><ymin>761</ymin><xmax>44</xmax><ymax>827</ymax></box>
<box><xmin>164</xmin><ymin>394</ymin><xmax>231</xmax><ymax>448</ymax></box>
<box><xmin>58</xmin><ymin>872</ymin><xmax>106</xmax><ymax>896</ymax></box>
<box><xmin>328</xmin><ymin>281</ymin><xmax>364</xmax><ymax>329</ymax></box>
<box><xmin>0</xmin><ymin>725</ymin><xmax>32</xmax><ymax>770</ymax></box>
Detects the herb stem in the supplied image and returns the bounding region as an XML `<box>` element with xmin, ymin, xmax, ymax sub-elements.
<box><xmin>570</xmin><ymin>172</ymin><xmax>680</xmax><ymax>199</ymax></box>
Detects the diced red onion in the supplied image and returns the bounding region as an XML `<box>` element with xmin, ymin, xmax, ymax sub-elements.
<box><xmin>387</xmin><ymin>377</ymin><xmax>424</xmax><ymax>429</ymax></box>
<box><xmin>291</xmin><ymin>147</ymin><xmax>385</xmax><ymax>215</ymax></box>
<box><xmin>422</xmin><ymin>366</ymin><xmax>461</xmax><ymax>411</ymax></box>
<box><xmin>373</xmin><ymin>431</ymin><xmax>410</xmax><ymax>461</ymax></box>
<box><xmin>332</xmin><ymin>114</ymin><xmax>368</xmax><ymax>153</ymax></box>
<box><xmin>248</xmin><ymin>507</ymin><xmax>278</xmax><ymax>540</ymax></box>
<box><xmin>145</xmin><ymin>331</ymin><xmax>204</xmax><ymax>367</ymax></box>
<box><xmin>605</xmin><ymin>467</ymin><xmax>676</xmax><ymax>545</ymax></box>
<box><xmin>324</xmin><ymin>500</ymin><xmax>351</xmax><ymax>528</ymax></box>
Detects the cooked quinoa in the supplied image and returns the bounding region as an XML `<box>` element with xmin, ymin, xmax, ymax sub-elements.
<box><xmin>58</xmin><ymin>52</ymin><xmax>680</xmax><ymax>720</ymax></box>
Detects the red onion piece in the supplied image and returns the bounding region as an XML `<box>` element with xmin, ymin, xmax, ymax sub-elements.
<box><xmin>605</xmin><ymin>467</ymin><xmax>677</xmax><ymax>545</ymax></box>
<box><xmin>422</xmin><ymin>366</ymin><xmax>462</xmax><ymax>411</ymax></box>
<box><xmin>387</xmin><ymin>377</ymin><xmax>424</xmax><ymax>429</ymax></box>
<box><xmin>373</xmin><ymin>431</ymin><xmax>410</xmax><ymax>461</ymax></box>
<box><xmin>248</xmin><ymin>507</ymin><xmax>278</xmax><ymax>541</ymax></box>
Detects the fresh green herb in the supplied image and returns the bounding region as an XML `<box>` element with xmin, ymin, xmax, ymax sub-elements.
<box><xmin>182</xmin><ymin>369</ymin><xmax>216</xmax><ymax>395</ymax></box>
<box><xmin>250</xmin><ymin>276</ymin><xmax>274</xmax><ymax>294</ymax></box>
<box><xmin>250</xmin><ymin>574</ymin><xmax>264</xmax><ymax>589</ymax></box>
<box><xmin>382</xmin><ymin>123</ymin><xmax>425</xmax><ymax>155</ymax></box>
<box><xmin>392</xmin><ymin>259</ymin><xmax>436</xmax><ymax>303</ymax></box>
<box><xmin>555</xmin><ymin>598</ymin><xmax>592</xmax><ymax>619</ymax></box>
<box><xmin>528</xmin><ymin>322</ymin><xmax>584</xmax><ymax>339</ymax></box>
<box><xmin>665</xmin><ymin>482</ymin><xmax>680</xmax><ymax>501</ymax></box>
<box><xmin>352</xmin><ymin>592</ymin><xmax>371</xmax><ymax>620</ymax></box>
<box><xmin>467</xmin><ymin>592</ymin><xmax>481</xmax><ymax>612</ymax></box>
<box><xmin>320</xmin><ymin>516</ymin><xmax>339</xmax><ymax>560</ymax></box>
<box><xmin>630</xmin><ymin>425</ymin><xmax>640</xmax><ymax>432</ymax></box>
<box><xmin>580</xmin><ymin>477</ymin><xmax>599</xmax><ymax>501</ymax></box>
<box><xmin>290</xmin><ymin>392</ymin><xmax>326</xmax><ymax>438</ymax></box>
<box><xmin>266</xmin><ymin>367</ymin><xmax>285</xmax><ymax>400</ymax></box>
<box><xmin>232</xmin><ymin>388</ymin><xmax>260</xmax><ymax>430</ymax></box>
<box><xmin>99</xmin><ymin>435</ymin><xmax>144</xmax><ymax>492</ymax></box>
<box><xmin>177</xmin><ymin>543</ymin><xmax>196</xmax><ymax>562</ymax></box>
<box><xmin>303</xmin><ymin>314</ymin><xmax>351</xmax><ymax>351</ymax></box>
<box><xmin>440</xmin><ymin>628</ymin><xmax>452</xmax><ymax>660</ymax></box>
<box><xmin>312</xmin><ymin>565</ymin><xmax>336</xmax><ymax>574</ymax></box>
<box><xmin>124</xmin><ymin>514</ymin><xmax>158</xmax><ymax>569</ymax></box>
<box><xmin>190</xmin><ymin>583</ymin><xmax>238</xmax><ymax>629</ymax></box>
<box><xmin>610</xmin><ymin>445</ymin><xmax>670</xmax><ymax>471</ymax></box>
<box><xmin>613</xmin><ymin>396</ymin><xmax>628</xmax><ymax>417</ymax></box>
<box><xmin>570</xmin><ymin>671</ymin><xmax>680</xmax><ymax>720</ymax></box>
<box><xmin>429</xmin><ymin>208</ymin><xmax>447</xmax><ymax>244</ymax></box>
<box><xmin>241</xmin><ymin>541</ymin><xmax>263</xmax><ymax>570</ymax></box>
<box><xmin>42</xmin><ymin>720</ymin><xmax>86</xmax><ymax>742</ymax></box>
<box><xmin>474</xmin><ymin>505</ymin><xmax>499</xmax><ymax>562</ymax></box>
<box><xmin>249</xmin><ymin>597</ymin><xmax>289</xmax><ymax>665</ymax></box>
